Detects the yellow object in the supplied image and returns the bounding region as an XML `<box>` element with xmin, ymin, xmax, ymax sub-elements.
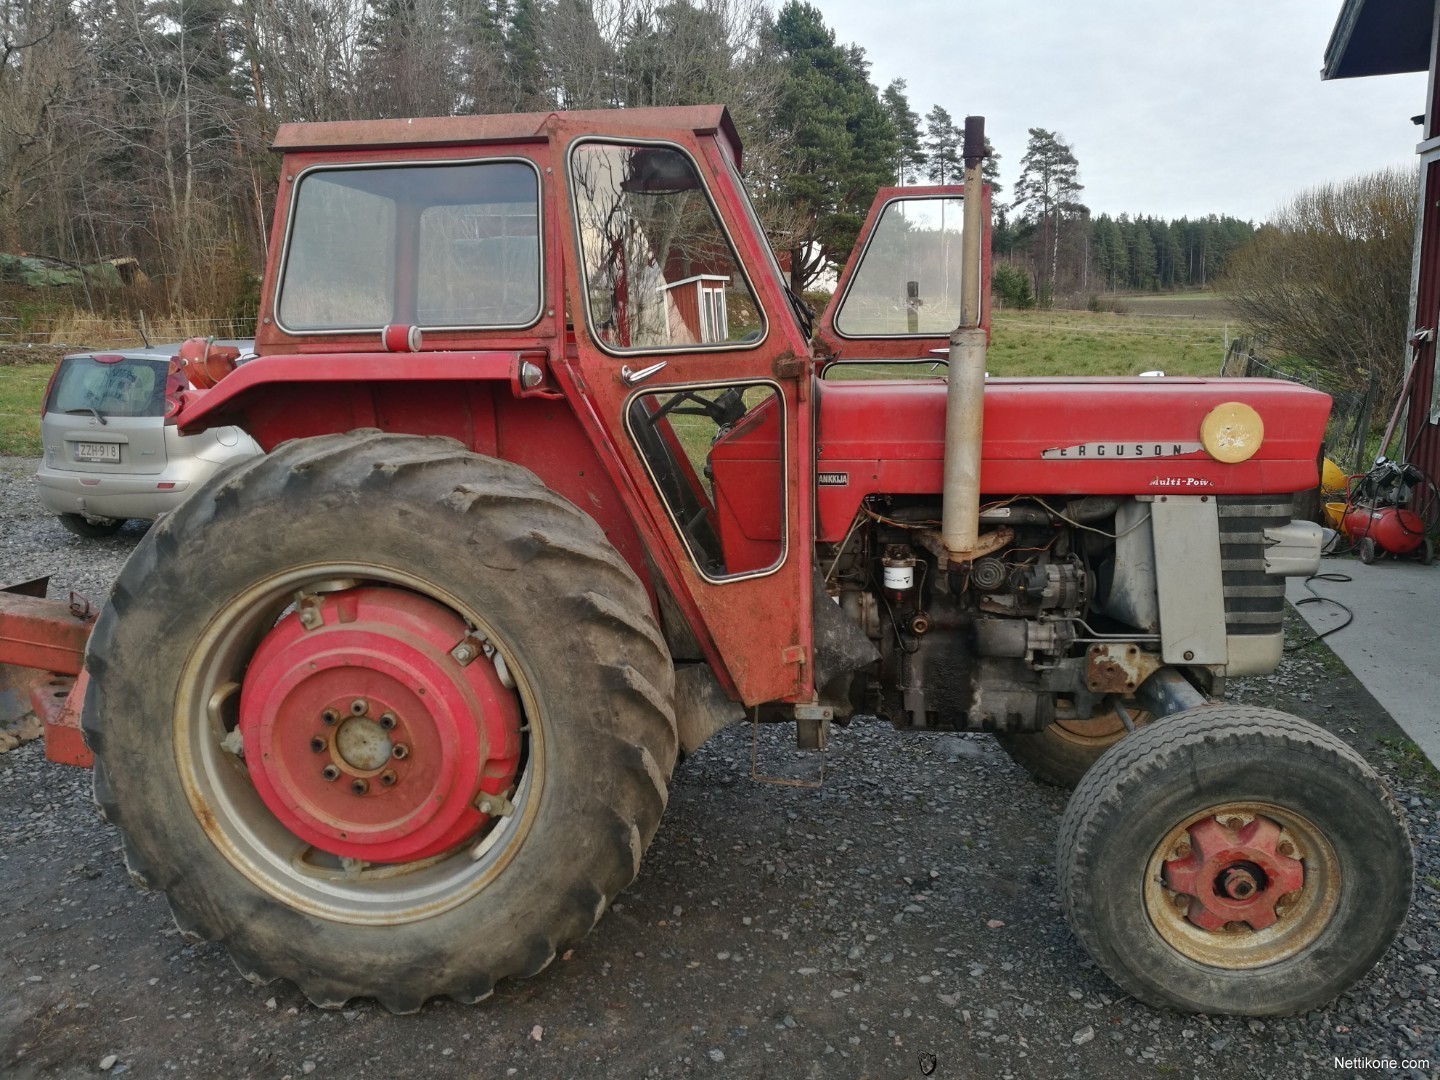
<box><xmin>1324</xmin><ymin>501</ymin><xmax>1347</xmax><ymax>530</ymax></box>
<box><xmin>1200</xmin><ymin>402</ymin><xmax>1265</xmax><ymax>464</ymax></box>
<box><xmin>1321</xmin><ymin>457</ymin><xmax>1347</xmax><ymax>493</ymax></box>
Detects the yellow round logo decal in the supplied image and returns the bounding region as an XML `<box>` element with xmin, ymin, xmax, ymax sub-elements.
<box><xmin>1200</xmin><ymin>402</ymin><xmax>1265</xmax><ymax>463</ymax></box>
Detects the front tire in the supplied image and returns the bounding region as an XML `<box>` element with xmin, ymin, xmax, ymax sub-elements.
<box><xmin>83</xmin><ymin>432</ymin><xmax>676</xmax><ymax>1011</ymax></box>
<box><xmin>1057</xmin><ymin>706</ymin><xmax>1412</xmax><ymax>1015</ymax></box>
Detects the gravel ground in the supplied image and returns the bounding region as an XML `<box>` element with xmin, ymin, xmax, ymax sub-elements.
<box><xmin>2</xmin><ymin>454</ymin><xmax>1437</xmax><ymax>1079</ymax></box>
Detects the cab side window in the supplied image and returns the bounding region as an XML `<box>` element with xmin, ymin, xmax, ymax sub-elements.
<box><xmin>570</xmin><ymin>142</ymin><xmax>763</xmax><ymax>352</ymax></box>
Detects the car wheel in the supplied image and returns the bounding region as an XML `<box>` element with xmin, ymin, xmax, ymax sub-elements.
<box><xmin>58</xmin><ymin>513</ymin><xmax>125</xmax><ymax>537</ymax></box>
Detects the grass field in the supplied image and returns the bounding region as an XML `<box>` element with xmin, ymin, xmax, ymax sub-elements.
<box><xmin>828</xmin><ymin>307</ymin><xmax>1232</xmax><ymax>380</ymax></box>
<box><xmin>987</xmin><ymin>309</ymin><xmax>1228</xmax><ymax>376</ymax></box>
<box><xmin>1108</xmin><ymin>292</ymin><xmax>1236</xmax><ymax>318</ymax></box>
<box><xmin>0</xmin><ymin>364</ymin><xmax>51</xmax><ymax>456</ymax></box>
<box><xmin>0</xmin><ymin>307</ymin><xmax>1237</xmax><ymax>459</ymax></box>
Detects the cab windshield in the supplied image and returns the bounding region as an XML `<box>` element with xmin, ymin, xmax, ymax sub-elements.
<box><xmin>277</xmin><ymin>160</ymin><xmax>542</xmax><ymax>333</ymax></box>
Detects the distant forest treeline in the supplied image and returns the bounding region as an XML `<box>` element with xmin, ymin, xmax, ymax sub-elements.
<box><xmin>993</xmin><ymin>212</ymin><xmax>1257</xmax><ymax>305</ymax></box>
<box><xmin>2</xmin><ymin>0</ymin><xmax>1255</xmax><ymax>318</ymax></box>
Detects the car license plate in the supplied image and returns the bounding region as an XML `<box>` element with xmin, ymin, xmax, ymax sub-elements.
<box><xmin>74</xmin><ymin>442</ymin><xmax>120</xmax><ymax>463</ymax></box>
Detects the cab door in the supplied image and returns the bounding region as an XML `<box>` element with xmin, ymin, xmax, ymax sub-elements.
<box><xmin>548</xmin><ymin>117</ymin><xmax>816</xmax><ymax>706</ymax></box>
<box><xmin>815</xmin><ymin>185</ymin><xmax>992</xmax><ymax>365</ymax></box>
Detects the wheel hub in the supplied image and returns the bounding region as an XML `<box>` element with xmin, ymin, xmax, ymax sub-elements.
<box><xmin>239</xmin><ymin>587</ymin><xmax>522</xmax><ymax>864</ymax></box>
<box><xmin>1161</xmin><ymin>815</ymin><xmax>1304</xmax><ymax>930</ymax></box>
<box><xmin>335</xmin><ymin>713</ymin><xmax>392</xmax><ymax>771</ymax></box>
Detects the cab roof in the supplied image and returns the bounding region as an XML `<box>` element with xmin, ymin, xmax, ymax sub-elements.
<box><xmin>272</xmin><ymin>105</ymin><xmax>743</xmax><ymax>167</ymax></box>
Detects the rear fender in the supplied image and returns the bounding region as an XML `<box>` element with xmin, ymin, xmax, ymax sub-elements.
<box><xmin>167</xmin><ymin>351</ymin><xmax>653</xmax><ymax>617</ymax></box>
<box><xmin>173</xmin><ymin>351</ymin><xmax>553</xmax><ymax>440</ymax></box>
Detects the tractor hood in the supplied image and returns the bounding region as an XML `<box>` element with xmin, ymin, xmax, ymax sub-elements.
<box><xmin>810</xmin><ymin>375</ymin><xmax>1331</xmax><ymax>540</ymax></box>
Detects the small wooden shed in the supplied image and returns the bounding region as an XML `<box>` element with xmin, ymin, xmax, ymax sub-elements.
<box><xmin>662</xmin><ymin>274</ymin><xmax>730</xmax><ymax>344</ymax></box>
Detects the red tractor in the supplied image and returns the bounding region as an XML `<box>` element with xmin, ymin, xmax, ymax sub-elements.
<box><xmin>19</xmin><ymin>107</ymin><xmax>1410</xmax><ymax>1016</ymax></box>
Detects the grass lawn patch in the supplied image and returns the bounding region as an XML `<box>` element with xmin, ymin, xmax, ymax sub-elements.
<box><xmin>0</xmin><ymin>363</ymin><xmax>51</xmax><ymax>456</ymax></box>
<box><xmin>826</xmin><ymin>308</ymin><xmax>1231</xmax><ymax>380</ymax></box>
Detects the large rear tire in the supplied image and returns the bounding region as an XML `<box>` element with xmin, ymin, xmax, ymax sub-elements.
<box><xmin>1057</xmin><ymin>706</ymin><xmax>1412</xmax><ymax>1015</ymax></box>
<box><xmin>83</xmin><ymin>432</ymin><xmax>676</xmax><ymax>1012</ymax></box>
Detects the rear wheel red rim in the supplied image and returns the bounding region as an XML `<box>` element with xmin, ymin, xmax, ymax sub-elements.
<box><xmin>174</xmin><ymin>564</ymin><xmax>544</xmax><ymax>924</ymax></box>
<box><xmin>240</xmin><ymin>587</ymin><xmax>521</xmax><ymax>863</ymax></box>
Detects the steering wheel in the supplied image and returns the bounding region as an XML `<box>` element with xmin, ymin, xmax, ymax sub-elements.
<box><xmin>649</xmin><ymin>387</ymin><xmax>747</xmax><ymax>429</ymax></box>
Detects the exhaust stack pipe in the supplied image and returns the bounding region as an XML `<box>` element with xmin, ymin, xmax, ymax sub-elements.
<box><xmin>941</xmin><ymin>116</ymin><xmax>990</xmax><ymax>560</ymax></box>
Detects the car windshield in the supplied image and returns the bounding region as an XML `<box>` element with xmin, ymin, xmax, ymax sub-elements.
<box><xmin>47</xmin><ymin>356</ymin><xmax>167</xmax><ymax>418</ymax></box>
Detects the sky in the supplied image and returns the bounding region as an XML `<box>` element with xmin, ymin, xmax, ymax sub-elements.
<box><xmin>815</xmin><ymin>0</ymin><xmax>1429</xmax><ymax>222</ymax></box>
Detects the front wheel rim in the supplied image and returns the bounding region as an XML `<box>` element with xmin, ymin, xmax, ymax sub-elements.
<box><xmin>1048</xmin><ymin>701</ymin><xmax>1151</xmax><ymax>751</ymax></box>
<box><xmin>1142</xmin><ymin>802</ymin><xmax>1341</xmax><ymax>969</ymax></box>
<box><xmin>173</xmin><ymin>562</ymin><xmax>545</xmax><ymax>925</ymax></box>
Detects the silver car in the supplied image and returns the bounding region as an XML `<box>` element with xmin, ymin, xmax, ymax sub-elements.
<box><xmin>35</xmin><ymin>342</ymin><xmax>263</xmax><ymax>537</ymax></box>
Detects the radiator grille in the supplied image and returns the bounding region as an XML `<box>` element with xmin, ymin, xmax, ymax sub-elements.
<box><xmin>1218</xmin><ymin>495</ymin><xmax>1290</xmax><ymax>637</ymax></box>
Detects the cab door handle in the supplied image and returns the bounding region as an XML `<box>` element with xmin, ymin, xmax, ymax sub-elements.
<box><xmin>620</xmin><ymin>361</ymin><xmax>667</xmax><ymax>387</ymax></box>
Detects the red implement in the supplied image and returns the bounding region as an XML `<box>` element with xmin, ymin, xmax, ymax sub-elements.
<box><xmin>0</xmin><ymin>584</ymin><xmax>95</xmax><ymax>766</ymax></box>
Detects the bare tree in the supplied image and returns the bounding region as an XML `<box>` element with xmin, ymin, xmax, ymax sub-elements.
<box><xmin>1223</xmin><ymin>166</ymin><xmax>1417</xmax><ymax>398</ymax></box>
<box><xmin>241</xmin><ymin>0</ymin><xmax>368</xmax><ymax>124</ymax></box>
<box><xmin>0</xmin><ymin>0</ymin><xmax>95</xmax><ymax>251</ymax></box>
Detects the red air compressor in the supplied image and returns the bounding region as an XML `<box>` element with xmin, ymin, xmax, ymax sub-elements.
<box><xmin>1342</xmin><ymin>458</ymin><xmax>1434</xmax><ymax>564</ymax></box>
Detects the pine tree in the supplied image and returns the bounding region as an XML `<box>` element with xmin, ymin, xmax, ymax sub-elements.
<box><xmin>982</xmin><ymin>137</ymin><xmax>1002</xmax><ymax>198</ymax></box>
<box><xmin>923</xmin><ymin>105</ymin><xmax>960</xmax><ymax>184</ymax></box>
<box><xmin>765</xmin><ymin>2</ymin><xmax>899</xmax><ymax>291</ymax></box>
<box><xmin>881</xmin><ymin>80</ymin><xmax>924</xmax><ymax>185</ymax></box>
<box><xmin>1012</xmin><ymin>128</ymin><xmax>1083</xmax><ymax>304</ymax></box>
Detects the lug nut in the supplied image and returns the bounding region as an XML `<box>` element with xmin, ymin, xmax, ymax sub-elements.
<box><xmin>350</xmin><ymin>698</ymin><xmax>368</xmax><ymax>716</ymax></box>
<box><xmin>321</xmin><ymin>709</ymin><xmax>338</xmax><ymax>726</ymax></box>
<box><xmin>322</xmin><ymin>765</ymin><xmax>340</xmax><ymax>781</ymax></box>
<box><xmin>350</xmin><ymin>778</ymin><xmax>369</xmax><ymax>796</ymax></box>
<box><xmin>1173</xmin><ymin>840</ymin><xmax>1191</xmax><ymax>859</ymax></box>
<box><xmin>380</xmin><ymin>770</ymin><xmax>397</xmax><ymax>787</ymax></box>
<box><xmin>1173</xmin><ymin>893</ymin><xmax>1190</xmax><ymax>910</ymax></box>
<box><xmin>379</xmin><ymin>713</ymin><xmax>397</xmax><ymax>731</ymax></box>
<box><xmin>310</xmin><ymin>736</ymin><xmax>327</xmax><ymax>753</ymax></box>
<box><xmin>1225</xmin><ymin>817</ymin><xmax>1245</xmax><ymax>831</ymax></box>
<box><xmin>392</xmin><ymin>743</ymin><xmax>409</xmax><ymax>760</ymax></box>
<box><xmin>1278</xmin><ymin>840</ymin><xmax>1295</xmax><ymax>857</ymax></box>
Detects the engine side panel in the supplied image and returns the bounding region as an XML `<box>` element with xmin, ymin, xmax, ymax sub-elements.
<box><xmin>814</xmin><ymin>377</ymin><xmax>1331</xmax><ymax>540</ymax></box>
